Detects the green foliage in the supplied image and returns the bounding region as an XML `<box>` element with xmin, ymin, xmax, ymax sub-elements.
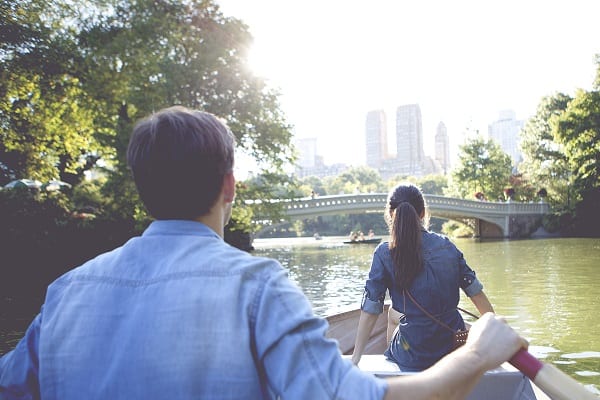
<box><xmin>517</xmin><ymin>56</ymin><xmax>600</xmax><ymax>235</ymax></box>
<box><xmin>75</xmin><ymin>0</ymin><xmax>296</xmax><ymax>232</ymax></box>
<box><xmin>325</xmin><ymin>166</ymin><xmax>385</xmax><ymax>194</ymax></box>
<box><xmin>1</xmin><ymin>0</ymin><xmax>296</xmax><ymax>240</ymax></box>
<box><xmin>235</xmin><ymin>172</ymin><xmax>303</xmax><ymax>233</ymax></box>
<box><xmin>447</xmin><ymin>136</ymin><xmax>512</xmax><ymax>201</ymax></box>
<box><xmin>519</xmin><ymin>93</ymin><xmax>573</xmax><ymax>208</ymax></box>
<box><xmin>507</xmin><ymin>173</ymin><xmax>536</xmax><ymax>202</ymax></box>
<box><xmin>386</xmin><ymin>174</ymin><xmax>448</xmax><ymax>195</ymax></box>
<box><xmin>0</xmin><ymin>0</ymin><xmax>106</xmax><ymax>185</ymax></box>
<box><xmin>441</xmin><ymin>220</ymin><xmax>473</xmax><ymax>238</ymax></box>
<box><xmin>554</xmin><ymin>89</ymin><xmax>600</xmax><ymax>199</ymax></box>
<box><xmin>416</xmin><ymin>175</ymin><xmax>448</xmax><ymax>195</ymax></box>
<box><xmin>294</xmin><ymin>175</ymin><xmax>327</xmax><ymax>197</ymax></box>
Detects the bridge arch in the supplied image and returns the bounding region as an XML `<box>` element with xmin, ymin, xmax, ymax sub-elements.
<box><xmin>254</xmin><ymin>193</ymin><xmax>550</xmax><ymax>239</ymax></box>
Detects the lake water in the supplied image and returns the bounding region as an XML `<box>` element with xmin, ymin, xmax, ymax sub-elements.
<box><xmin>1</xmin><ymin>235</ymin><xmax>599</xmax><ymax>394</ymax></box>
<box><xmin>253</xmin><ymin>236</ymin><xmax>600</xmax><ymax>394</ymax></box>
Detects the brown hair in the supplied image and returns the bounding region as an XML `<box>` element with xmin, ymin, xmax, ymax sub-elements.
<box><xmin>385</xmin><ymin>183</ymin><xmax>427</xmax><ymax>289</ymax></box>
<box><xmin>127</xmin><ymin>106</ymin><xmax>234</xmax><ymax>220</ymax></box>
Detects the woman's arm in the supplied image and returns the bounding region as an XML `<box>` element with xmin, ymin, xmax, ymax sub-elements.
<box><xmin>470</xmin><ymin>291</ymin><xmax>494</xmax><ymax>315</ymax></box>
<box><xmin>351</xmin><ymin>310</ymin><xmax>379</xmax><ymax>365</ymax></box>
<box><xmin>387</xmin><ymin>307</ymin><xmax>401</xmax><ymax>343</ymax></box>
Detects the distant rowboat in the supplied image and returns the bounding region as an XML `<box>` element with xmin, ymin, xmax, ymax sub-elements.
<box><xmin>343</xmin><ymin>237</ymin><xmax>382</xmax><ymax>245</ymax></box>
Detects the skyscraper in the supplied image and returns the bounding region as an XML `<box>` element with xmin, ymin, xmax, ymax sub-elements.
<box><xmin>488</xmin><ymin>110</ymin><xmax>524</xmax><ymax>167</ymax></box>
<box><xmin>365</xmin><ymin>110</ymin><xmax>388</xmax><ymax>168</ymax></box>
<box><xmin>435</xmin><ymin>121</ymin><xmax>450</xmax><ymax>174</ymax></box>
<box><xmin>295</xmin><ymin>137</ymin><xmax>318</xmax><ymax>169</ymax></box>
<box><xmin>395</xmin><ymin>104</ymin><xmax>424</xmax><ymax>175</ymax></box>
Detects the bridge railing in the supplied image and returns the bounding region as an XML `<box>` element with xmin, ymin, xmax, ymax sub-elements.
<box><xmin>425</xmin><ymin>195</ymin><xmax>550</xmax><ymax>215</ymax></box>
<box><xmin>249</xmin><ymin>193</ymin><xmax>550</xmax><ymax>220</ymax></box>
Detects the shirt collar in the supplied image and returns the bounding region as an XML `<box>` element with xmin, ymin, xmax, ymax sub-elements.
<box><xmin>142</xmin><ymin>219</ymin><xmax>221</xmax><ymax>240</ymax></box>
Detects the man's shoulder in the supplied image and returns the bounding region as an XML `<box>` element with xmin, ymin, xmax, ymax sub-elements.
<box><xmin>222</xmin><ymin>244</ymin><xmax>285</xmax><ymax>274</ymax></box>
<box><xmin>49</xmin><ymin>242</ymin><xmax>130</xmax><ymax>287</ymax></box>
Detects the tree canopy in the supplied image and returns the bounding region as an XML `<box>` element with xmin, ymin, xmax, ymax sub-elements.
<box><xmin>1</xmin><ymin>0</ymin><xmax>296</xmax><ymax>233</ymax></box>
<box><xmin>447</xmin><ymin>136</ymin><xmax>512</xmax><ymax>201</ymax></box>
<box><xmin>519</xmin><ymin>93</ymin><xmax>572</xmax><ymax>207</ymax></box>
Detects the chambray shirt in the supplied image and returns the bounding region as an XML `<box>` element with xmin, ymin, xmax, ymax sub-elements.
<box><xmin>361</xmin><ymin>230</ymin><xmax>483</xmax><ymax>372</ymax></box>
<box><xmin>0</xmin><ymin>220</ymin><xmax>386</xmax><ymax>399</ymax></box>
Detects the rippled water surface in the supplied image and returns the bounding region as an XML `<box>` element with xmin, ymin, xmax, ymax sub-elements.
<box><xmin>253</xmin><ymin>236</ymin><xmax>600</xmax><ymax>393</ymax></box>
<box><xmin>2</xmin><ymin>236</ymin><xmax>598</xmax><ymax>393</ymax></box>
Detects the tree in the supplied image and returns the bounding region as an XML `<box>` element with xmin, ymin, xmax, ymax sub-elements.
<box><xmin>325</xmin><ymin>166</ymin><xmax>385</xmax><ymax>194</ymax></box>
<box><xmin>448</xmin><ymin>136</ymin><xmax>512</xmax><ymax>201</ymax></box>
<box><xmin>75</xmin><ymin>0</ymin><xmax>295</xmax><ymax>234</ymax></box>
<box><xmin>554</xmin><ymin>89</ymin><xmax>600</xmax><ymax>201</ymax></box>
<box><xmin>416</xmin><ymin>174</ymin><xmax>448</xmax><ymax>195</ymax></box>
<box><xmin>553</xmin><ymin>87</ymin><xmax>600</xmax><ymax>236</ymax></box>
<box><xmin>519</xmin><ymin>93</ymin><xmax>573</xmax><ymax>207</ymax></box>
<box><xmin>0</xmin><ymin>0</ymin><xmax>105</xmax><ymax>185</ymax></box>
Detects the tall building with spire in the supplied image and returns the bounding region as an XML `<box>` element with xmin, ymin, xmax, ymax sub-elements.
<box><xmin>435</xmin><ymin>121</ymin><xmax>450</xmax><ymax>174</ymax></box>
<box><xmin>395</xmin><ymin>104</ymin><xmax>424</xmax><ymax>175</ymax></box>
<box><xmin>365</xmin><ymin>110</ymin><xmax>388</xmax><ymax>169</ymax></box>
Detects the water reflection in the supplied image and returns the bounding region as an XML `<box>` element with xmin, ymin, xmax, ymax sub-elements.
<box><xmin>253</xmin><ymin>236</ymin><xmax>600</xmax><ymax>392</ymax></box>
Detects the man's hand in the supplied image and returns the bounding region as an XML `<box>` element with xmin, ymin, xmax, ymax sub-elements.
<box><xmin>465</xmin><ymin>312</ymin><xmax>528</xmax><ymax>371</ymax></box>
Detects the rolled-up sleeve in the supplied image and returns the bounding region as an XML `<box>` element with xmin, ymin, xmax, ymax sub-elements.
<box><xmin>255</xmin><ymin>266</ymin><xmax>387</xmax><ymax>399</ymax></box>
<box><xmin>0</xmin><ymin>311</ymin><xmax>42</xmax><ymax>400</ymax></box>
<box><xmin>457</xmin><ymin>250</ymin><xmax>483</xmax><ymax>297</ymax></box>
<box><xmin>361</xmin><ymin>248</ymin><xmax>387</xmax><ymax>315</ymax></box>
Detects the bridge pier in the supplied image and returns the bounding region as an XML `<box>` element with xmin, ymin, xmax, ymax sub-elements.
<box><xmin>474</xmin><ymin>214</ymin><xmax>545</xmax><ymax>239</ymax></box>
<box><xmin>477</xmin><ymin>220</ymin><xmax>504</xmax><ymax>238</ymax></box>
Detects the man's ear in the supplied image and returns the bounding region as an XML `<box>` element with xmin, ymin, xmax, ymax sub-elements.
<box><xmin>223</xmin><ymin>172</ymin><xmax>236</xmax><ymax>203</ymax></box>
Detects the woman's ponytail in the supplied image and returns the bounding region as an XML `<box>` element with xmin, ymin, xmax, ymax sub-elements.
<box><xmin>386</xmin><ymin>184</ymin><xmax>426</xmax><ymax>289</ymax></box>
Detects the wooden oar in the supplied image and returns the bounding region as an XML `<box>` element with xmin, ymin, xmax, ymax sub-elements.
<box><xmin>458</xmin><ymin>308</ymin><xmax>597</xmax><ymax>399</ymax></box>
<box><xmin>509</xmin><ymin>349</ymin><xmax>597</xmax><ymax>400</ymax></box>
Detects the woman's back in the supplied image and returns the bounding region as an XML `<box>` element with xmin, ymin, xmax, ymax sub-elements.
<box><xmin>371</xmin><ymin>231</ymin><xmax>480</xmax><ymax>371</ymax></box>
<box><xmin>353</xmin><ymin>183</ymin><xmax>491</xmax><ymax>372</ymax></box>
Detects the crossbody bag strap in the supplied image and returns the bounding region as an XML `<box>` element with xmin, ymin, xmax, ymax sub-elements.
<box><xmin>457</xmin><ymin>306</ymin><xmax>479</xmax><ymax>320</ymax></box>
<box><xmin>404</xmin><ymin>289</ymin><xmax>456</xmax><ymax>333</ymax></box>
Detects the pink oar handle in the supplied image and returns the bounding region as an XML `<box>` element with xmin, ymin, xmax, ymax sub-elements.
<box><xmin>509</xmin><ymin>348</ymin><xmax>598</xmax><ymax>400</ymax></box>
<box><xmin>509</xmin><ymin>349</ymin><xmax>543</xmax><ymax>380</ymax></box>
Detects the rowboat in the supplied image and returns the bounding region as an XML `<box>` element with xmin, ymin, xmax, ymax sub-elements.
<box><xmin>325</xmin><ymin>306</ymin><xmax>552</xmax><ymax>400</ymax></box>
<box><xmin>343</xmin><ymin>237</ymin><xmax>382</xmax><ymax>245</ymax></box>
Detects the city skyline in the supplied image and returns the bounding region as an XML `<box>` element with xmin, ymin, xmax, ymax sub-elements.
<box><xmin>300</xmin><ymin>105</ymin><xmax>519</xmax><ymax>176</ymax></box>
<box><xmin>218</xmin><ymin>0</ymin><xmax>600</xmax><ymax>170</ymax></box>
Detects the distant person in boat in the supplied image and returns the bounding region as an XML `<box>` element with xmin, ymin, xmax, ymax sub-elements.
<box><xmin>352</xmin><ymin>182</ymin><xmax>495</xmax><ymax>372</ymax></box>
<box><xmin>368</xmin><ymin>229</ymin><xmax>375</xmax><ymax>238</ymax></box>
<box><xmin>0</xmin><ymin>107</ymin><xmax>525</xmax><ymax>400</ymax></box>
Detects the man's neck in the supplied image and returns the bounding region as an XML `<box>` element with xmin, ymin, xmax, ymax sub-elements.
<box><xmin>194</xmin><ymin>211</ymin><xmax>225</xmax><ymax>238</ymax></box>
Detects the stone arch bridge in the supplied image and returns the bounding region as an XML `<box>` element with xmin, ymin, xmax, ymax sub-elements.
<box><xmin>255</xmin><ymin>193</ymin><xmax>550</xmax><ymax>239</ymax></box>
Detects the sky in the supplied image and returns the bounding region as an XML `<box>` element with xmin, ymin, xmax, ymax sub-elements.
<box><xmin>217</xmin><ymin>0</ymin><xmax>600</xmax><ymax>167</ymax></box>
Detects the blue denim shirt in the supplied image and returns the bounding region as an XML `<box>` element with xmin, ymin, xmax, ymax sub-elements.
<box><xmin>1</xmin><ymin>220</ymin><xmax>386</xmax><ymax>399</ymax></box>
<box><xmin>361</xmin><ymin>230</ymin><xmax>483</xmax><ymax>371</ymax></box>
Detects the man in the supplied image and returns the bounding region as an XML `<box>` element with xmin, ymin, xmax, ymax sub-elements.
<box><xmin>0</xmin><ymin>106</ymin><xmax>526</xmax><ymax>399</ymax></box>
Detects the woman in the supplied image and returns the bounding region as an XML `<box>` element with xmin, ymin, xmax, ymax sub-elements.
<box><xmin>352</xmin><ymin>183</ymin><xmax>494</xmax><ymax>371</ymax></box>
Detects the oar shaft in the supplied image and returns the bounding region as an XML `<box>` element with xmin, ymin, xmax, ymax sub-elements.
<box><xmin>509</xmin><ymin>349</ymin><xmax>597</xmax><ymax>400</ymax></box>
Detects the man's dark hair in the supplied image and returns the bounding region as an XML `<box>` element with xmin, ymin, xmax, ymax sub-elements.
<box><xmin>127</xmin><ymin>106</ymin><xmax>235</xmax><ymax>220</ymax></box>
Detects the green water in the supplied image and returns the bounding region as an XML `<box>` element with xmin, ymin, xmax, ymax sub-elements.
<box><xmin>2</xmin><ymin>236</ymin><xmax>598</xmax><ymax>394</ymax></box>
<box><xmin>253</xmin><ymin>236</ymin><xmax>600</xmax><ymax>394</ymax></box>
